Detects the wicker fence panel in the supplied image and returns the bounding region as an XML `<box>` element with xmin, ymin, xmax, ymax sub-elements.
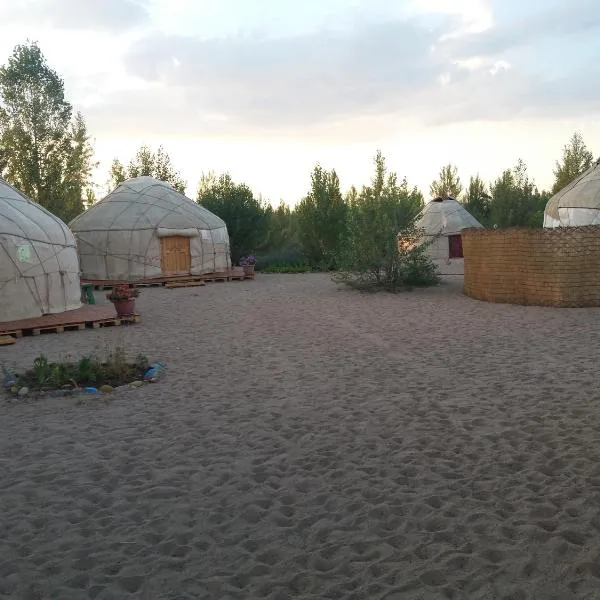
<box><xmin>462</xmin><ymin>225</ymin><xmax>600</xmax><ymax>307</ymax></box>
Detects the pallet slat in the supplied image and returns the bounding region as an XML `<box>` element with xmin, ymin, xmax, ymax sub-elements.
<box><xmin>166</xmin><ymin>281</ymin><xmax>206</xmax><ymax>289</ymax></box>
<box><xmin>0</xmin><ymin>312</ymin><xmax>140</xmax><ymax>338</ymax></box>
<box><xmin>82</xmin><ymin>268</ymin><xmax>253</xmax><ymax>289</ymax></box>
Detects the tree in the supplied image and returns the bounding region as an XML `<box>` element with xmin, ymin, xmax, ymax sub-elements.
<box><xmin>552</xmin><ymin>131</ymin><xmax>594</xmax><ymax>194</ymax></box>
<box><xmin>295</xmin><ymin>164</ymin><xmax>348</xmax><ymax>269</ymax></box>
<box><xmin>197</xmin><ymin>171</ymin><xmax>271</xmax><ymax>264</ymax></box>
<box><xmin>264</xmin><ymin>200</ymin><xmax>298</xmax><ymax>252</ymax></box>
<box><xmin>0</xmin><ymin>41</ymin><xmax>95</xmax><ymax>222</ymax></box>
<box><xmin>462</xmin><ymin>174</ymin><xmax>491</xmax><ymax>225</ymax></box>
<box><xmin>429</xmin><ymin>163</ymin><xmax>463</xmax><ymax>199</ymax></box>
<box><xmin>488</xmin><ymin>159</ymin><xmax>547</xmax><ymax>228</ymax></box>
<box><xmin>336</xmin><ymin>150</ymin><xmax>436</xmax><ymax>290</ymax></box>
<box><xmin>109</xmin><ymin>144</ymin><xmax>185</xmax><ymax>192</ymax></box>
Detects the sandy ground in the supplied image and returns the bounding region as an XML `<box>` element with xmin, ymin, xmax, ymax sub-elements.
<box><xmin>1</xmin><ymin>273</ymin><xmax>600</xmax><ymax>600</ymax></box>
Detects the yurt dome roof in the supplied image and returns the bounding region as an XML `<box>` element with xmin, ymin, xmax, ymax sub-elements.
<box><xmin>416</xmin><ymin>196</ymin><xmax>483</xmax><ymax>236</ymax></box>
<box><xmin>70</xmin><ymin>176</ymin><xmax>226</xmax><ymax>232</ymax></box>
<box><xmin>544</xmin><ymin>158</ymin><xmax>600</xmax><ymax>223</ymax></box>
<box><xmin>1</xmin><ymin>177</ymin><xmax>81</xmax><ymax>322</ymax></box>
<box><xmin>1</xmin><ymin>178</ymin><xmax>75</xmax><ymax>246</ymax></box>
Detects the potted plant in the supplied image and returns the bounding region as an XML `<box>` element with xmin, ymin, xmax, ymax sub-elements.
<box><xmin>241</xmin><ymin>254</ymin><xmax>256</xmax><ymax>277</ymax></box>
<box><xmin>106</xmin><ymin>284</ymin><xmax>139</xmax><ymax>317</ymax></box>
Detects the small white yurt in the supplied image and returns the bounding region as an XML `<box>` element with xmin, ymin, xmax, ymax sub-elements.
<box><xmin>544</xmin><ymin>159</ymin><xmax>600</xmax><ymax>228</ymax></box>
<box><xmin>0</xmin><ymin>178</ymin><xmax>81</xmax><ymax>322</ymax></box>
<box><xmin>70</xmin><ymin>176</ymin><xmax>231</xmax><ymax>281</ymax></box>
<box><xmin>414</xmin><ymin>196</ymin><xmax>484</xmax><ymax>275</ymax></box>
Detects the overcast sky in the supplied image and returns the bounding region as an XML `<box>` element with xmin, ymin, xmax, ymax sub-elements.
<box><xmin>0</xmin><ymin>0</ymin><xmax>598</xmax><ymax>203</ymax></box>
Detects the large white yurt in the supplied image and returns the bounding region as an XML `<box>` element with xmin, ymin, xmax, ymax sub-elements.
<box><xmin>70</xmin><ymin>176</ymin><xmax>231</xmax><ymax>281</ymax></box>
<box><xmin>544</xmin><ymin>159</ymin><xmax>600</xmax><ymax>228</ymax></box>
<box><xmin>0</xmin><ymin>178</ymin><xmax>81</xmax><ymax>322</ymax></box>
<box><xmin>414</xmin><ymin>196</ymin><xmax>484</xmax><ymax>275</ymax></box>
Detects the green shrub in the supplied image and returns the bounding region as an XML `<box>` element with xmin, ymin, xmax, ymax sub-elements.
<box><xmin>254</xmin><ymin>247</ymin><xmax>308</xmax><ymax>271</ymax></box>
<box><xmin>12</xmin><ymin>348</ymin><xmax>150</xmax><ymax>392</ymax></box>
<box><xmin>261</xmin><ymin>262</ymin><xmax>311</xmax><ymax>274</ymax></box>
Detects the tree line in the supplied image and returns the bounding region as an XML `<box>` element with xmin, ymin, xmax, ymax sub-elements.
<box><xmin>0</xmin><ymin>41</ymin><xmax>597</xmax><ymax>271</ymax></box>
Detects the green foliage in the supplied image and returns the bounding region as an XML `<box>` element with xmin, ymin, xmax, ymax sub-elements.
<box><xmin>296</xmin><ymin>164</ymin><xmax>348</xmax><ymax>269</ymax></box>
<box><xmin>14</xmin><ymin>348</ymin><xmax>150</xmax><ymax>392</ymax></box>
<box><xmin>488</xmin><ymin>159</ymin><xmax>548</xmax><ymax>228</ymax></box>
<box><xmin>462</xmin><ymin>174</ymin><xmax>490</xmax><ymax>225</ymax></box>
<box><xmin>0</xmin><ymin>41</ymin><xmax>96</xmax><ymax>222</ymax></box>
<box><xmin>197</xmin><ymin>171</ymin><xmax>271</xmax><ymax>264</ymax></box>
<box><xmin>335</xmin><ymin>151</ymin><xmax>437</xmax><ymax>291</ymax></box>
<box><xmin>260</xmin><ymin>262</ymin><xmax>311</xmax><ymax>273</ymax></box>
<box><xmin>552</xmin><ymin>131</ymin><xmax>594</xmax><ymax>194</ymax></box>
<box><xmin>429</xmin><ymin>163</ymin><xmax>463</xmax><ymax>199</ymax></box>
<box><xmin>109</xmin><ymin>144</ymin><xmax>185</xmax><ymax>192</ymax></box>
<box><xmin>264</xmin><ymin>200</ymin><xmax>300</xmax><ymax>252</ymax></box>
<box><xmin>254</xmin><ymin>247</ymin><xmax>308</xmax><ymax>271</ymax></box>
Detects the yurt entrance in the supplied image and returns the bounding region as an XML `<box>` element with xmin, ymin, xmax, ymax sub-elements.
<box><xmin>160</xmin><ymin>236</ymin><xmax>191</xmax><ymax>275</ymax></box>
<box><xmin>448</xmin><ymin>234</ymin><xmax>464</xmax><ymax>259</ymax></box>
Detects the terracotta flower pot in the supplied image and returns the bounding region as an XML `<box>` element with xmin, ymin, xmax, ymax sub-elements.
<box><xmin>112</xmin><ymin>298</ymin><xmax>136</xmax><ymax>317</ymax></box>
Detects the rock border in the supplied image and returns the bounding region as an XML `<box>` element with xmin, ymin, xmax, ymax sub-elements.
<box><xmin>3</xmin><ymin>378</ymin><xmax>163</xmax><ymax>404</ymax></box>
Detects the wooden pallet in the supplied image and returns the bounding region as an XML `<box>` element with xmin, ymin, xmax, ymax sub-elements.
<box><xmin>90</xmin><ymin>314</ymin><xmax>141</xmax><ymax>329</ymax></box>
<box><xmin>0</xmin><ymin>307</ymin><xmax>140</xmax><ymax>339</ymax></box>
<box><xmin>82</xmin><ymin>269</ymin><xmax>247</xmax><ymax>289</ymax></box>
<box><xmin>166</xmin><ymin>280</ymin><xmax>206</xmax><ymax>289</ymax></box>
<box><xmin>229</xmin><ymin>268</ymin><xmax>245</xmax><ymax>281</ymax></box>
<box><xmin>0</xmin><ymin>335</ymin><xmax>16</xmax><ymax>346</ymax></box>
<box><xmin>132</xmin><ymin>281</ymin><xmax>165</xmax><ymax>288</ymax></box>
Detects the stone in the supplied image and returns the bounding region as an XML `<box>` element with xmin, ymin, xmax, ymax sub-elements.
<box><xmin>99</xmin><ymin>385</ymin><xmax>114</xmax><ymax>394</ymax></box>
<box><xmin>130</xmin><ymin>380</ymin><xmax>144</xmax><ymax>388</ymax></box>
<box><xmin>18</xmin><ymin>387</ymin><xmax>29</xmax><ymax>397</ymax></box>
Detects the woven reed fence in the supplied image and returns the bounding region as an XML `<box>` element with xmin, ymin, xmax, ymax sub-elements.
<box><xmin>462</xmin><ymin>225</ymin><xmax>600</xmax><ymax>307</ymax></box>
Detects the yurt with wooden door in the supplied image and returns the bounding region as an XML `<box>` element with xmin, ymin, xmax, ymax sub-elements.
<box><xmin>544</xmin><ymin>158</ymin><xmax>600</xmax><ymax>228</ymax></box>
<box><xmin>0</xmin><ymin>178</ymin><xmax>82</xmax><ymax>322</ymax></box>
<box><xmin>70</xmin><ymin>176</ymin><xmax>231</xmax><ymax>282</ymax></box>
<box><xmin>414</xmin><ymin>196</ymin><xmax>484</xmax><ymax>275</ymax></box>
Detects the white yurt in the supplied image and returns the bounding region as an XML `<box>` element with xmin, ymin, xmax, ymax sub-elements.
<box><xmin>543</xmin><ymin>159</ymin><xmax>600</xmax><ymax>228</ymax></box>
<box><xmin>0</xmin><ymin>178</ymin><xmax>81</xmax><ymax>322</ymax></box>
<box><xmin>70</xmin><ymin>177</ymin><xmax>231</xmax><ymax>281</ymax></box>
<box><xmin>414</xmin><ymin>196</ymin><xmax>484</xmax><ymax>275</ymax></box>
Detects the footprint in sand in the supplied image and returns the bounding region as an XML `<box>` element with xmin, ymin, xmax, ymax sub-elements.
<box><xmin>256</xmin><ymin>549</ymin><xmax>281</xmax><ymax>566</ymax></box>
<box><xmin>424</xmin><ymin>516</ymin><xmax>448</xmax><ymax>532</ymax></box>
<box><xmin>480</xmin><ymin>548</ymin><xmax>505</xmax><ymax>564</ymax></box>
<box><xmin>423</xmin><ymin>495</ymin><xmax>444</xmax><ymax>509</ymax></box>
<box><xmin>560</xmin><ymin>529</ymin><xmax>587</xmax><ymax>546</ymax></box>
<box><xmin>420</xmin><ymin>569</ymin><xmax>447</xmax><ymax>586</ymax></box>
<box><xmin>117</xmin><ymin>572</ymin><xmax>145</xmax><ymax>594</ymax></box>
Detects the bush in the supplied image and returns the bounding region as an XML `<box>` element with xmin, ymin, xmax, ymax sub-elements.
<box><xmin>261</xmin><ymin>262</ymin><xmax>311</xmax><ymax>273</ymax></box>
<box><xmin>254</xmin><ymin>247</ymin><xmax>309</xmax><ymax>271</ymax></box>
<box><xmin>334</xmin><ymin>223</ymin><xmax>441</xmax><ymax>292</ymax></box>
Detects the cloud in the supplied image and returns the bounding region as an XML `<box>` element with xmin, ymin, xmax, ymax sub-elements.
<box><xmin>83</xmin><ymin>0</ymin><xmax>600</xmax><ymax>139</ymax></box>
<box><xmin>449</xmin><ymin>0</ymin><xmax>600</xmax><ymax>59</ymax></box>
<box><xmin>100</xmin><ymin>17</ymin><xmax>450</xmax><ymax>133</ymax></box>
<box><xmin>2</xmin><ymin>0</ymin><xmax>150</xmax><ymax>32</ymax></box>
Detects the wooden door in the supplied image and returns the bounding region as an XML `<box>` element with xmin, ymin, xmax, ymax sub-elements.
<box><xmin>448</xmin><ymin>234</ymin><xmax>464</xmax><ymax>259</ymax></box>
<box><xmin>160</xmin><ymin>236</ymin><xmax>191</xmax><ymax>274</ymax></box>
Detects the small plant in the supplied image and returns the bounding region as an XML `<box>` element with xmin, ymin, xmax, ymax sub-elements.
<box><xmin>239</xmin><ymin>255</ymin><xmax>257</xmax><ymax>266</ymax></box>
<box><xmin>261</xmin><ymin>261</ymin><xmax>311</xmax><ymax>274</ymax></box>
<box><xmin>9</xmin><ymin>346</ymin><xmax>153</xmax><ymax>395</ymax></box>
<box><xmin>106</xmin><ymin>284</ymin><xmax>139</xmax><ymax>302</ymax></box>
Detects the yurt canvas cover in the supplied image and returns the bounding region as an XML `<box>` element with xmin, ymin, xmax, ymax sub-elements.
<box><xmin>415</xmin><ymin>197</ymin><xmax>483</xmax><ymax>274</ymax></box>
<box><xmin>70</xmin><ymin>177</ymin><xmax>231</xmax><ymax>281</ymax></box>
<box><xmin>544</xmin><ymin>159</ymin><xmax>600</xmax><ymax>228</ymax></box>
<box><xmin>0</xmin><ymin>178</ymin><xmax>81</xmax><ymax>322</ymax></box>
